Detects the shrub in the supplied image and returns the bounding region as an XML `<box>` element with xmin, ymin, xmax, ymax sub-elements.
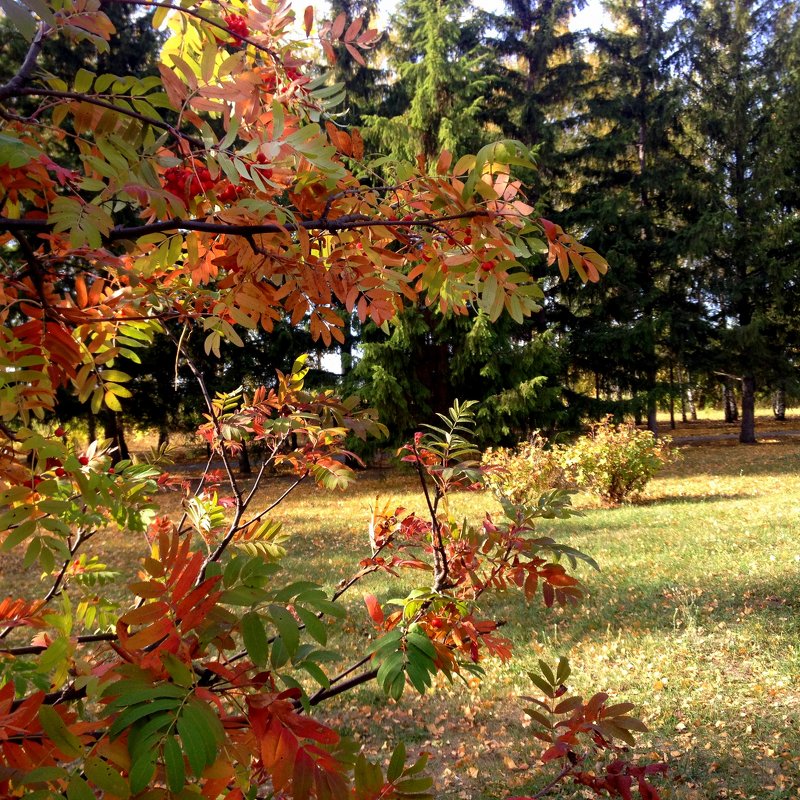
<box><xmin>559</xmin><ymin>416</ymin><xmax>674</xmax><ymax>504</ymax></box>
<box><xmin>482</xmin><ymin>431</ymin><xmax>567</xmax><ymax>505</ymax></box>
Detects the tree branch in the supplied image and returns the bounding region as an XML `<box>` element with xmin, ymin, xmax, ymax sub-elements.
<box><xmin>0</xmin><ymin>22</ymin><xmax>49</xmax><ymax>100</ymax></box>
<box><xmin>0</xmin><ymin>88</ymin><xmax>206</xmax><ymax>149</ymax></box>
<box><xmin>0</xmin><ymin>210</ymin><xmax>487</xmax><ymax>243</ymax></box>
<box><xmin>0</xmin><ymin>632</ymin><xmax>116</xmax><ymax>656</ymax></box>
<box><xmin>412</xmin><ymin>445</ymin><xmax>450</xmax><ymax>591</ymax></box>
<box><xmin>105</xmin><ymin>0</ymin><xmax>281</xmax><ymax>60</ymax></box>
<box><xmin>306</xmin><ymin>667</ymin><xmax>378</xmax><ymax>707</ymax></box>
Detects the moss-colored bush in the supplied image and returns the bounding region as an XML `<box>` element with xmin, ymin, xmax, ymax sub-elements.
<box><xmin>481</xmin><ymin>431</ymin><xmax>567</xmax><ymax>505</ymax></box>
<box><xmin>558</xmin><ymin>416</ymin><xmax>674</xmax><ymax>504</ymax></box>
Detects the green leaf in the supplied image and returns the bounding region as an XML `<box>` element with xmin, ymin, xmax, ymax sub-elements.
<box><xmin>38</xmin><ymin>706</ymin><xmax>83</xmax><ymax>758</ymax></box>
<box><xmin>295</xmin><ymin>607</ymin><xmax>327</xmax><ymax>645</ymax></box>
<box><xmin>269</xmin><ymin>605</ymin><xmax>299</xmax><ymax>658</ymax></box>
<box><xmin>66</xmin><ymin>775</ymin><xmax>95</xmax><ymax>800</ymax></box>
<box><xmin>128</xmin><ymin>751</ymin><xmax>157</xmax><ymax>794</ymax></box>
<box><xmin>74</xmin><ymin>68</ymin><xmax>95</xmax><ymax>94</ymax></box>
<box><xmin>387</xmin><ymin>742</ymin><xmax>406</xmax><ymax>783</ymax></box>
<box><xmin>0</xmin><ymin>0</ymin><xmax>36</xmax><ymax>40</ymax></box>
<box><xmin>163</xmin><ymin>735</ymin><xmax>186</xmax><ymax>792</ymax></box>
<box><xmin>241</xmin><ymin>610</ymin><xmax>269</xmax><ymax>666</ymax></box>
<box><xmin>177</xmin><ymin>712</ymin><xmax>207</xmax><ymax>777</ymax></box>
<box><xmin>108</xmin><ymin>698</ymin><xmax>179</xmax><ymax>739</ymax></box>
<box><xmin>537</xmin><ymin>659</ymin><xmax>556</xmax><ymax>687</ymax></box>
<box><xmin>84</xmin><ymin>757</ymin><xmax>130</xmax><ymax>798</ymax></box>
<box><xmin>376</xmin><ymin>650</ymin><xmax>404</xmax><ymax>694</ymax></box>
<box><xmin>21</xmin><ymin>766</ymin><xmax>68</xmax><ymax>785</ymax></box>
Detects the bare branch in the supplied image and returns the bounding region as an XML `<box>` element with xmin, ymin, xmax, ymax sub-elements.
<box><xmin>0</xmin><ymin>22</ymin><xmax>49</xmax><ymax>100</ymax></box>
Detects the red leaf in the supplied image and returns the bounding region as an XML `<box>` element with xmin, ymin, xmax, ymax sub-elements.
<box><xmin>364</xmin><ymin>593</ymin><xmax>384</xmax><ymax>625</ymax></box>
<box><xmin>330</xmin><ymin>12</ymin><xmax>346</xmax><ymax>39</ymax></box>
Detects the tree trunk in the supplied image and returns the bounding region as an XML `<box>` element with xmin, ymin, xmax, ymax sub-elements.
<box><xmin>679</xmin><ymin>367</ymin><xmax>687</xmax><ymax>423</ymax></box>
<box><xmin>158</xmin><ymin>426</ymin><xmax>170</xmax><ymax>448</ymax></box>
<box><xmin>238</xmin><ymin>441</ymin><xmax>252</xmax><ymax>476</ymax></box>
<box><xmin>723</xmin><ymin>382</ymin><xmax>738</xmax><ymax>423</ymax></box>
<box><xmin>647</xmin><ymin>403</ymin><xmax>658</xmax><ymax>436</ymax></box>
<box><xmin>103</xmin><ymin>413</ymin><xmax>130</xmax><ymax>464</ymax></box>
<box><xmin>685</xmin><ymin>372</ymin><xmax>697</xmax><ymax>421</ymax></box>
<box><xmin>668</xmin><ymin>363</ymin><xmax>676</xmax><ymax>430</ymax></box>
<box><xmin>772</xmin><ymin>387</ymin><xmax>786</xmax><ymax>421</ymax></box>
<box><xmin>739</xmin><ymin>375</ymin><xmax>756</xmax><ymax>443</ymax></box>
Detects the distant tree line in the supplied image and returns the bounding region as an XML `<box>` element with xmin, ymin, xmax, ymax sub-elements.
<box><xmin>7</xmin><ymin>0</ymin><xmax>796</xmax><ymax>449</ymax></box>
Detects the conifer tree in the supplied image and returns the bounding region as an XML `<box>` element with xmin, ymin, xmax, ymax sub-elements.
<box><xmin>555</xmin><ymin>0</ymin><xmax>692</xmax><ymax>433</ymax></box>
<box><xmin>683</xmin><ymin>0</ymin><xmax>798</xmax><ymax>442</ymax></box>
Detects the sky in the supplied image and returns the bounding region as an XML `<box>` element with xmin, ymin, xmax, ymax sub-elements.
<box><xmin>293</xmin><ymin>0</ymin><xmax>610</xmax><ymax>35</ymax></box>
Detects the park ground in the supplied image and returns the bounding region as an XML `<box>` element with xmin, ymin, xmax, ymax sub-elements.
<box><xmin>4</xmin><ymin>409</ymin><xmax>800</xmax><ymax>799</ymax></box>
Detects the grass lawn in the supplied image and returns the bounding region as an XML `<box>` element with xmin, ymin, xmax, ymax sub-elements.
<box><xmin>3</xmin><ymin>411</ymin><xmax>799</xmax><ymax>799</ymax></box>
<box><xmin>262</xmin><ymin>438</ymin><xmax>800</xmax><ymax>800</ymax></box>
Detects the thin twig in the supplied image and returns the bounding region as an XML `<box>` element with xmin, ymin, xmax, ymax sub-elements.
<box><xmin>412</xmin><ymin>445</ymin><xmax>450</xmax><ymax>591</ymax></box>
<box><xmin>1</xmin><ymin>88</ymin><xmax>206</xmax><ymax>149</ymax></box>
<box><xmin>306</xmin><ymin>667</ymin><xmax>378</xmax><ymax>708</ymax></box>
<box><xmin>0</xmin><ymin>632</ymin><xmax>116</xmax><ymax>656</ymax></box>
<box><xmin>528</xmin><ymin>761</ymin><xmax>580</xmax><ymax>799</ymax></box>
<box><xmin>0</xmin><ymin>530</ymin><xmax>90</xmax><ymax>639</ymax></box>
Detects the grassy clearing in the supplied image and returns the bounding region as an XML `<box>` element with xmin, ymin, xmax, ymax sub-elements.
<box><xmin>3</xmin><ymin>411</ymin><xmax>799</xmax><ymax>799</ymax></box>
<box><xmin>262</xmin><ymin>440</ymin><xmax>800</xmax><ymax>800</ymax></box>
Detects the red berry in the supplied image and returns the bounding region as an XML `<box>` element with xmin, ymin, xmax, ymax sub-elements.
<box><xmin>78</xmin><ymin>456</ymin><xmax>89</xmax><ymax>466</ymax></box>
<box><xmin>402</xmin><ymin>214</ymin><xmax>413</xmax><ymax>222</ymax></box>
<box><xmin>54</xmin><ymin>426</ymin><xmax>65</xmax><ymax>437</ymax></box>
<box><xmin>224</xmin><ymin>14</ymin><xmax>249</xmax><ymax>42</ymax></box>
<box><xmin>256</xmin><ymin>152</ymin><xmax>268</xmax><ymax>164</ymax></box>
<box><xmin>480</xmin><ymin>261</ymin><xmax>494</xmax><ymax>272</ymax></box>
<box><xmin>447</xmin><ymin>237</ymin><xmax>456</xmax><ymax>246</ymax></box>
<box><xmin>55</xmin><ymin>467</ymin><xmax>66</xmax><ymax>477</ymax></box>
<box><xmin>108</xmin><ymin>467</ymin><xmax>115</xmax><ymax>474</ymax></box>
<box><xmin>464</xmin><ymin>236</ymin><xmax>472</xmax><ymax>245</ymax></box>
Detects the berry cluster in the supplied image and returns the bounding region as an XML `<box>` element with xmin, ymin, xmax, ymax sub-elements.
<box><xmin>163</xmin><ymin>166</ymin><xmax>217</xmax><ymax>200</ymax></box>
<box><xmin>224</xmin><ymin>14</ymin><xmax>249</xmax><ymax>42</ymax></box>
<box><xmin>261</xmin><ymin>66</ymin><xmax>303</xmax><ymax>93</ymax></box>
<box><xmin>216</xmin><ymin>182</ymin><xmax>246</xmax><ymax>203</ymax></box>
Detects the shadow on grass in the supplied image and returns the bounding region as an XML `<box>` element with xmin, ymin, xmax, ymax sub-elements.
<box><xmin>667</xmin><ymin>440</ymin><xmax>800</xmax><ymax>478</ymax></box>
<box><xmin>492</xmin><ymin>569</ymin><xmax>799</xmax><ymax>646</ymax></box>
<box><xmin>634</xmin><ymin>492</ymin><xmax>747</xmax><ymax>506</ymax></box>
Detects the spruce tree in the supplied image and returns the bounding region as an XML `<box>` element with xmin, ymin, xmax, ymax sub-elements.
<box><xmin>555</xmin><ymin>0</ymin><xmax>692</xmax><ymax>433</ymax></box>
<box><xmin>683</xmin><ymin>0</ymin><xmax>798</xmax><ymax>442</ymax></box>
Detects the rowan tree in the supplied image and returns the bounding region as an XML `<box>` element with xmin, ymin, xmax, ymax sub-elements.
<box><xmin>0</xmin><ymin>0</ymin><xmax>665</xmax><ymax>797</ymax></box>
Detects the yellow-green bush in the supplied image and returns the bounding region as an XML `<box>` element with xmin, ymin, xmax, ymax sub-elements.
<box><xmin>481</xmin><ymin>432</ymin><xmax>567</xmax><ymax>505</ymax></box>
<box><xmin>558</xmin><ymin>416</ymin><xmax>674</xmax><ymax>504</ymax></box>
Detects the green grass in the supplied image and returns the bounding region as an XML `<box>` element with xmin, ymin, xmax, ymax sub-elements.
<box><xmin>3</xmin><ymin>431</ymin><xmax>799</xmax><ymax>799</ymax></box>
<box><xmin>264</xmin><ymin>441</ymin><xmax>800</xmax><ymax>799</ymax></box>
